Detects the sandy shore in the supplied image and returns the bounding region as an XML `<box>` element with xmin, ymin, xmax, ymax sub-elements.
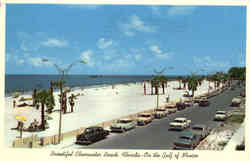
<box><xmin>4</xmin><ymin>80</ymin><xmax>217</xmax><ymax>147</ymax></box>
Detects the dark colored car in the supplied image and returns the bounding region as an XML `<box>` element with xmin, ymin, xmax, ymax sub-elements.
<box><xmin>199</xmin><ymin>100</ymin><xmax>210</xmax><ymax>107</ymax></box>
<box><xmin>184</xmin><ymin>100</ymin><xmax>193</xmax><ymax>107</ymax></box>
<box><xmin>173</xmin><ymin>131</ymin><xmax>200</xmax><ymax>150</ymax></box>
<box><xmin>176</xmin><ymin>102</ymin><xmax>186</xmax><ymax>110</ymax></box>
<box><xmin>240</xmin><ymin>91</ymin><xmax>245</xmax><ymax>97</ymax></box>
<box><xmin>75</xmin><ymin>126</ymin><xmax>109</xmax><ymax>145</ymax></box>
<box><xmin>190</xmin><ymin>124</ymin><xmax>211</xmax><ymax>140</ymax></box>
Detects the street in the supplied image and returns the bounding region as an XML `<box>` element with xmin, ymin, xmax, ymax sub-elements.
<box><xmin>71</xmin><ymin>85</ymin><xmax>243</xmax><ymax>149</ymax></box>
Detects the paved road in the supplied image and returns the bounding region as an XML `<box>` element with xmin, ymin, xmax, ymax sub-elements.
<box><xmin>72</xmin><ymin>85</ymin><xmax>243</xmax><ymax>149</ymax></box>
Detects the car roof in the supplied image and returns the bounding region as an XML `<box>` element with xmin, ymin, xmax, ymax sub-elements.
<box><xmin>179</xmin><ymin>131</ymin><xmax>195</xmax><ymax>137</ymax></box>
<box><xmin>192</xmin><ymin>124</ymin><xmax>206</xmax><ymax>128</ymax></box>
<box><xmin>175</xmin><ymin>117</ymin><xmax>186</xmax><ymax>121</ymax></box>
<box><xmin>86</xmin><ymin>126</ymin><xmax>103</xmax><ymax>130</ymax></box>
<box><xmin>156</xmin><ymin>108</ymin><xmax>165</xmax><ymax>110</ymax></box>
<box><xmin>119</xmin><ymin>118</ymin><xmax>132</xmax><ymax>121</ymax></box>
<box><xmin>216</xmin><ymin>111</ymin><xmax>226</xmax><ymax>113</ymax></box>
<box><xmin>139</xmin><ymin>113</ymin><xmax>151</xmax><ymax>115</ymax></box>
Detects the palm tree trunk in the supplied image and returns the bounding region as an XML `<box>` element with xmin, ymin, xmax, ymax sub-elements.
<box><xmin>41</xmin><ymin>103</ymin><xmax>45</xmax><ymax>130</ymax></box>
<box><xmin>162</xmin><ymin>83</ymin><xmax>165</xmax><ymax>94</ymax></box>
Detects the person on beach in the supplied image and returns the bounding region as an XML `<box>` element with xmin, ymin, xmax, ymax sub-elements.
<box><xmin>69</xmin><ymin>94</ymin><xmax>75</xmax><ymax>113</ymax></box>
<box><xmin>13</xmin><ymin>100</ymin><xmax>16</xmax><ymax>108</ymax></box>
<box><xmin>144</xmin><ymin>82</ymin><xmax>146</xmax><ymax>95</ymax></box>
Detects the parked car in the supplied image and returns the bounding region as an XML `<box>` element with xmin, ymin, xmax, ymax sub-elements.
<box><xmin>169</xmin><ymin>117</ymin><xmax>191</xmax><ymax>130</ymax></box>
<box><xmin>154</xmin><ymin>108</ymin><xmax>168</xmax><ymax>119</ymax></box>
<box><xmin>199</xmin><ymin>99</ymin><xmax>210</xmax><ymax>107</ymax></box>
<box><xmin>176</xmin><ymin>102</ymin><xmax>186</xmax><ymax>111</ymax></box>
<box><xmin>193</xmin><ymin>96</ymin><xmax>207</xmax><ymax>103</ymax></box>
<box><xmin>183</xmin><ymin>99</ymin><xmax>193</xmax><ymax>107</ymax></box>
<box><xmin>173</xmin><ymin>131</ymin><xmax>200</xmax><ymax>150</ymax></box>
<box><xmin>110</xmin><ymin>118</ymin><xmax>136</xmax><ymax>133</ymax></box>
<box><xmin>231</xmin><ymin>96</ymin><xmax>242</xmax><ymax>107</ymax></box>
<box><xmin>190</xmin><ymin>124</ymin><xmax>211</xmax><ymax>140</ymax></box>
<box><xmin>165</xmin><ymin>103</ymin><xmax>177</xmax><ymax>114</ymax></box>
<box><xmin>240</xmin><ymin>91</ymin><xmax>245</xmax><ymax>97</ymax></box>
<box><xmin>137</xmin><ymin>113</ymin><xmax>154</xmax><ymax>126</ymax></box>
<box><xmin>75</xmin><ymin>126</ymin><xmax>109</xmax><ymax>145</ymax></box>
<box><xmin>214</xmin><ymin>111</ymin><xmax>230</xmax><ymax>121</ymax></box>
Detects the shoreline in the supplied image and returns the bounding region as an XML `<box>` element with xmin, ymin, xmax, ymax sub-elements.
<box><xmin>5</xmin><ymin>79</ymin><xmax>179</xmax><ymax>98</ymax></box>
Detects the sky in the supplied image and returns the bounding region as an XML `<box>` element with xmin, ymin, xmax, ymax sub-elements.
<box><xmin>5</xmin><ymin>5</ymin><xmax>246</xmax><ymax>75</ymax></box>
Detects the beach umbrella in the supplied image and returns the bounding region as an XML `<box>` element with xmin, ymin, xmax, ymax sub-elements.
<box><xmin>15</xmin><ymin>115</ymin><xmax>27</xmax><ymax>121</ymax></box>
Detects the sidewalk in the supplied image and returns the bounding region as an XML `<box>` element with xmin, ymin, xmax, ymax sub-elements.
<box><xmin>224</xmin><ymin>120</ymin><xmax>245</xmax><ymax>150</ymax></box>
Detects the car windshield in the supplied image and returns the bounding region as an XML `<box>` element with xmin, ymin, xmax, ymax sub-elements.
<box><xmin>179</xmin><ymin>136</ymin><xmax>192</xmax><ymax>140</ymax></box>
<box><xmin>118</xmin><ymin>120</ymin><xmax>132</xmax><ymax>123</ymax></box>
<box><xmin>139</xmin><ymin>114</ymin><xmax>150</xmax><ymax>117</ymax></box>
<box><xmin>174</xmin><ymin>120</ymin><xmax>184</xmax><ymax>123</ymax></box>
<box><xmin>216</xmin><ymin>112</ymin><xmax>226</xmax><ymax>115</ymax></box>
<box><xmin>192</xmin><ymin>127</ymin><xmax>203</xmax><ymax>131</ymax></box>
<box><xmin>156</xmin><ymin>109</ymin><xmax>165</xmax><ymax>111</ymax></box>
<box><xmin>84</xmin><ymin>128</ymin><xmax>93</xmax><ymax>134</ymax></box>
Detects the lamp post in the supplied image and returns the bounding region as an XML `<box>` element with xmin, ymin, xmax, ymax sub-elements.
<box><xmin>42</xmin><ymin>59</ymin><xmax>87</xmax><ymax>144</ymax></box>
<box><xmin>152</xmin><ymin>66</ymin><xmax>174</xmax><ymax>109</ymax></box>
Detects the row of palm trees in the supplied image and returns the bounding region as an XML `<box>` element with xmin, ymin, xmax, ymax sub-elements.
<box><xmin>149</xmin><ymin>66</ymin><xmax>245</xmax><ymax>98</ymax></box>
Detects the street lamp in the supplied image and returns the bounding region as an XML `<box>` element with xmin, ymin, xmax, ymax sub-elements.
<box><xmin>152</xmin><ymin>66</ymin><xmax>174</xmax><ymax>109</ymax></box>
<box><xmin>42</xmin><ymin>59</ymin><xmax>87</xmax><ymax>144</ymax></box>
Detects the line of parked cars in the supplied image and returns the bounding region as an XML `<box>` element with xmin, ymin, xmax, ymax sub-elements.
<box><xmin>75</xmin><ymin>86</ymin><xmax>236</xmax><ymax>146</ymax></box>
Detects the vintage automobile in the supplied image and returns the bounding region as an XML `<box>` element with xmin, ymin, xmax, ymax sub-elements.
<box><xmin>137</xmin><ymin>113</ymin><xmax>154</xmax><ymax>126</ymax></box>
<box><xmin>199</xmin><ymin>99</ymin><xmax>210</xmax><ymax>107</ymax></box>
<box><xmin>173</xmin><ymin>131</ymin><xmax>200</xmax><ymax>150</ymax></box>
<box><xmin>231</xmin><ymin>96</ymin><xmax>242</xmax><ymax>107</ymax></box>
<box><xmin>183</xmin><ymin>99</ymin><xmax>193</xmax><ymax>107</ymax></box>
<box><xmin>240</xmin><ymin>91</ymin><xmax>245</xmax><ymax>97</ymax></box>
<box><xmin>154</xmin><ymin>108</ymin><xmax>168</xmax><ymax>119</ymax></box>
<box><xmin>214</xmin><ymin>111</ymin><xmax>230</xmax><ymax>121</ymax></box>
<box><xmin>190</xmin><ymin>124</ymin><xmax>211</xmax><ymax>140</ymax></box>
<box><xmin>165</xmin><ymin>103</ymin><xmax>177</xmax><ymax>114</ymax></box>
<box><xmin>169</xmin><ymin>117</ymin><xmax>191</xmax><ymax>130</ymax></box>
<box><xmin>176</xmin><ymin>102</ymin><xmax>186</xmax><ymax>111</ymax></box>
<box><xmin>110</xmin><ymin>118</ymin><xmax>136</xmax><ymax>132</ymax></box>
<box><xmin>193</xmin><ymin>96</ymin><xmax>207</xmax><ymax>103</ymax></box>
<box><xmin>75</xmin><ymin>126</ymin><xmax>109</xmax><ymax>145</ymax></box>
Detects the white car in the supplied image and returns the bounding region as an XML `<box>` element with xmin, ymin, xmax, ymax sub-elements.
<box><xmin>154</xmin><ymin>108</ymin><xmax>168</xmax><ymax>119</ymax></box>
<box><xmin>214</xmin><ymin>111</ymin><xmax>230</xmax><ymax>121</ymax></box>
<box><xmin>169</xmin><ymin>117</ymin><xmax>191</xmax><ymax>130</ymax></box>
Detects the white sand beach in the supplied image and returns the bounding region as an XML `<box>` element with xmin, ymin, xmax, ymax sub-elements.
<box><xmin>4</xmin><ymin>80</ymin><xmax>218</xmax><ymax>147</ymax></box>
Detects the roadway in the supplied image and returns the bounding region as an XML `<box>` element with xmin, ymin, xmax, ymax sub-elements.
<box><xmin>72</xmin><ymin>84</ymin><xmax>243</xmax><ymax>149</ymax></box>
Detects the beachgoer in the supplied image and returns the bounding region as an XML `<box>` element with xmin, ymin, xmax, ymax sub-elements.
<box><xmin>144</xmin><ymin>83</ymin><xmax>146</xmax><ymax>95</ymax></box>
<box><xmin>13</xmin><ymin>100</ymin><xmax>16</xmax><ymax>108</ymax></box>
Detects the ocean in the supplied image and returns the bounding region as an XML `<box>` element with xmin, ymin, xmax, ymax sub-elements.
<box><xmin>5</xmin><ymin>74</ymin><xmax>180</xmax><ymax>95</ymax></box>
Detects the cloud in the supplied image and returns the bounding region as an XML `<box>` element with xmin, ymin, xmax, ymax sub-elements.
<box><xmin>97</xmin><ymin>38</ymin><xmax>113</xmax><ymax>49</ymax></box>
<box><xmin>193</xmin><ymin>56</ymin><xmax>230</xmax><ymax>72</ymax></box>
<box><xmin>151</xmin><ymin>6</ymin><xmax>161</xmax><ymax>16</ymax></box>
<box><xmin>168</xmin><ymin>6</ymin><xmax>197</xmax><ymax>17</ymax></box>
<box><xmin>41</xmin><ymin>38</ymin><xmax>68</xmax><ymax>47</ymax></box>
<box><xmin>80</xmin><ymin>50</ymin><xmax>95</xmax><ymax>67</ymax></box>
<box><xmin>150</xmin><ymin>45</ymin><xmax>170</xmax><ymax>59</ymax></box>
<box><xmin>120</xmin><ymin>15</ymin><xmax>156</xmax><ymax>36</ymax></box>
<box><xmin>17</xmin><ymin>32</ymin><xmax>69</xmax><ymax>52</ymax></box>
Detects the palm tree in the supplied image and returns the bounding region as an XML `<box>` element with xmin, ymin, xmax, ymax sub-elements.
<box><xmin>177</xmin><ymin>76</ymin><xmax>183</xmax><ymax>89</ymax></box>
<box><xmin>157</xmin><ymin>75</ymin><xmax>167</xmax><ymax>95</ymax></box>
<box><xmin>187</xmin><ymin>74</ymin><xmax>199</xmax><ymax>97</ymax></box>
<box><xmin>182</xmin><ymin>76</ymin><xmax>188</xmax><ymax>90</ymax></box>
<box><xmin>36</xmin><ymin>90</ymin><xmax>55</xmax><ymax>130</ymax></box>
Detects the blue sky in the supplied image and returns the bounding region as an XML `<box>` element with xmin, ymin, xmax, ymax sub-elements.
<box><xmin>6</xmin><ymin>5</ymin><xmax>246</xmax><ymax>75</ymax></box>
